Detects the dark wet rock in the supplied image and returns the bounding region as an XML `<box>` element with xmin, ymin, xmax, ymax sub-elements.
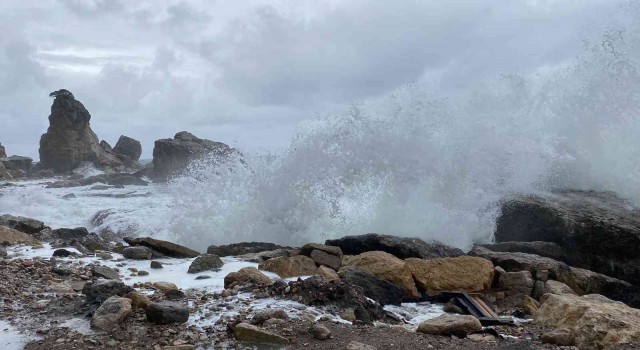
<box><xmin>325</xmin><ymin>233</ymin><xmax>464</xmax><ymax>260</ymax></box>
<box><xmin>0</xmin><ymin>214</ymin><xmax>47</xmax><ymax>235</ymax></box>
<box><xmin>496</xmin><ymin>190</ymin><xmax>640</xmax><ymax>285</ymax></box>
<box><xmin>188</xmin><ymin>253</ymin><xmax>223</xmax><ymax>273</ymax></box>
<box><xmin>471</xmin><ymin>246</ymin><xmax>640</xmax><ymax>307</ymax></box>
<box><xmin>150</xmin><ymin>261</ymin><xmax>163</xmax><ymax>269</ymax></box>
<box><xmin>91</xmin><ymin>266</ymin><xmax>119</xmax><ymax>280</ymax></box>
<box><xmin>164</xmin><ymin>289</ymin><xmax>186</xmax><ymax>300</ymax></box>
<box><xmin>51</xmin><ymin>267</ymin><xmax>72</xmax><ymax>276</ymax></box>
<box><xmin>261</xmin><ymin>276</ymin><xmax>388</xmax><ymax>323</ymax></box>
<box><xmin>39</xmin><ymin>90</ymin><xmax>127</xmax><ymax>173</ymax></box>
<box><xmin>52</xmin><ymin>227</ymin><xmax>89</xmax><ymax>241</ymax></box>
<box><xmin>146</xmin><ymin>301</ymin><xmax>189</xmax><ymax>324</ymax></box>
<box><xmin>340</xmin><ymin>268</ymin><xmax>404</xmax><ymax>306</ymax></box>
<box><xmin>0</xmin><ymin>142</ymin><xmax>5</xmax><ymax>158</ymax></box>
<box><xmin>480</xmin><ymin>241</ymin><xmax>568</xmax><ymax>263</ymax></box>
<box><xmin>113</xmin><ymin>135</ymin><xmax>142</xmax><ymax>162</ymax></box>
<box><xmin>236</xmin><ymin>248</ymin><xmax>296</xmax><ymax>263</ymax></box>
<box><xmin>52</xmin><ymin>248</ymin><xmax>75</xmax><ymax>257</ymax></box>
<box><xmin>301</xmin><ymin>243</ymin><xmax>343</xmax><ymax>271</ymax></box>
<box><xmin>195</xmin><ymin>275</ymin><xmax>210</xmax><ymax>280</ymax></box>
<box><xmin>137</xmin><ymin>270</ymin><xmax>149</xmax><ymax>276</ymax></box>
<box><xmin>106</xmin><ymin>174</ymin><xmax>147</xmax><ymax>186</ymax></box>
<box><xmin>83</xmin><ymin>279</ymin><xmax>133</xmax><ymax>304</ymax></box>
<box><xmin>207</xmin><ymin>242</ymin><xmax>288</xmax><ymax>257</ymax></box>
<box><xmin>62</xmin><ymin>193</ymin><xmax>76</xmax><ymax>199</ymax></box>
<box><xmin>0</xmin><ymin>246</ymin><xmax>6</xmax><ymax>259</ymax></box>
<box><xmin>122</xmin><ymin>246</ymin><xmax>153</xmax><ymax>260</ymax></box>
<box><xmin>124</xmin><ymin>236</ymin><xmax>199</xmax><ymax>258</ymax></box>
<box><xmin>153</xmin><ymin>131</ymin><xmax>234</xmax><ymax>181</ymax></box>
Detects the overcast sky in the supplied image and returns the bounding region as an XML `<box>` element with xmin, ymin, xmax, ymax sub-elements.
<box><xmin>0</xmin><ymin>0</ymin><xmax>624</xmax><ymax>159</ymax></box>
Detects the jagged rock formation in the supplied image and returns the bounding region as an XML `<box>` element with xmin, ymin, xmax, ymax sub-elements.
<box><xmin>0</xmin><ymin>142</ymin><xmax>6</xmax><ymax>158</ymax></box>
<box><xmin>152</xmin><ymin>131</ymin><xmax>233</xmax><ymax>181</ymax></box>
<box><xmin>113</xmin><ymin>135</ymin><xmax>142</xmax><ymax>162</ymax></box>
<box><xmin>100</xmin><ymin>140</ymin><xmax>113</xmax><ymax>153</ymax></box>
<box><xmin>0</xmin><ymin>142</ymin><xmax>33</xmax><ymax>179</ymax></box>
<box><xmin>495</xmin><ymin>190</ymin><xmax>640</xmax><ymax>285</ymax></box>
<box><xmin>39</xmin><ymin>90</ymin><xmax>127</xmax><ymax>173</ymax></box>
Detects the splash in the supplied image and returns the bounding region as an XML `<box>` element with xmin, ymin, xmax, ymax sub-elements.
<box><xmin>163</xmin><ymin>24</ymin><xmax>640</xmax><ymax>250</ymax></box>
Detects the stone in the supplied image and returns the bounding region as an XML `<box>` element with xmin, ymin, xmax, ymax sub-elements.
<box><xmin>258</xmin><ymin>255</ymin><xmax>318</xmax><ymax>278</ymax></box>
<box><xmin>45</xmin><ymin>282</ymin><xmax>75</xmax><ymax>294</ymax></box>
<box><xmin>105</xmin><ymin>174</ymin><xmax>148</xmax><ymax>186</ymax></box>
<box><xmin>480</xmin><ymin>241</ymin><xmax>568</xmax><ymax>263</ymax></box>
<box><xmin>300</xmin><ymin>243</ymin><xmax>343</xmax><ymax>258</ymax></box>
<box><xmin>520</xmin><ymin>295</ymin><xmax>540</xmax><ymax>317</ymax></box>
<box><xmin>317</xmin><ymin>265</ymin><xmax>340</xmax><ymax>282</ymax></box>
<box><xmin>207</xmin><ymin>242</ymin><xmax>289</xmax><ymax>256</ymax></box>
<box><xmin>346</xmin><ymin>341</ymin><xmax>377</xmax><ymax>350</ymax></box>
<box><xmin>340</xmin><ymin>251</ymin><xmax>420</xmax><ymax>300</ymax></box>
<box><xmin>0</xmin><ymin>225</ymin><xmax>40</xmax><ymax>245</ymax></box>
<box><xmin>52</xmin><ymin>227</ymin><xmax>89</xmax><ymax>241</ymax></box>
<box><xmin>100</xmin><ymin>140</ymin><xmax>113</xmax><ymax>152</ymax></box>
<box><xmin>90</xmin><ymin>296</ymin><xmax>132</xmax><ymax>331</ymax></box>
<box><xmin>224</xmin><ymin>267</ymin><xmax>272</xmax><ymax>288</ymax></box>
<box><xmin>123</xmin><ymin>291</ymin><xmax>151</xmax><ymax>310</ymax></box>
<box><xmin>122</xmin><ymin>246</ymin><xmax>153</xmax><ymax>260</ymax></box>
<box><xmin>471</xmin><ymin>246</ymin><xmax>639</xmax><ymax>306</ymax></box>
<box><xmin>535</xmin><ymin>293</ymin><xmax>640</xmax><ymax>349</ymax></box>
<box><xmin>496</xmin><ymin>190</ymin><xmax>640</xmax><ymax>285</ymax></box>
<box><xmin>405</xmin><ymin>256</ymin><xmax>494</xmax><ymax>295</ymax></box>
<box><xmin>153</xmin><ymin>282</ymin><xmax>178</xmax><ymax>292</ymax></box>
<box><xmin>0</xmin><ymin>246</ymin><xmax>6</xmax><ymax>258</ymax></box>
<box><xmin>137</xmin><ymin>270</ymin><xmax>149</xmax><ymax>276</ymax></box>
<box><xmin>187</xmin><ymin>254</ymin><xmax>223</xmax><ymax>273</ymax></box>
<box><xmin>0</xmin><ymin>142</ymin><xmax>5</xmax><ymax>157</ymax></box>
<box><xmin>165</xmin><ymin>289</ymin><xmax>186</xmax><ymax>300</ymax></box>
<box><xmin>150</xmin><ymin>261</ymin><xmax>163</xmax><ymax>269</ymax></box>
<box><xmin>163</xmin><ymin>346</ymin><xmax>195</xmax><ymax>350</ymax></box>
<box><xmin>310</xmin><ymin>324</ymin><xmax>331</xmax><ymax>340</ymax></box>
<box><xmin>0</xmin><ymin>156</ymin><xmax>33</xmax><ymax>172</ymax></box>
<box><xmin>82</xmin><ymin>279</ymin><xmax>133</xmax><ymax>303</ymax></box>
<box><xmin>544</xmin><ymin>280</ymin><xmax>576</xmax><ymax>296</ymax></box>
<box><xmin>236</xmin><ymin>248</ymin><xmax>297</xmax><ymax>263</ymax></box>
<box><xmin>91</xmin><ymin>266</ymin><xmax>119</xmax><ymax>280</ymax></box>
<box><xmin>113</xmin><ymin>135</ymin><xmax>142</xmax><ymax>162</ymax></box>
<box><xmin>309</xmin><ymin>249</ymin><xmax>341</xmax><ymax>271</ymax></box>
<box><xmin>146</xmin><ymin>301</ymin><xmax>189</xmax><ymax>324</ymax></box>
<box><xmin>340</xmin><ymin>268</ymin><xmax>404</xmax><ymax>306</ymax></box>
<box><xmin>153</xmin><ymin>131</ymin><xmax>234</xmax><ymax>181</ymax></box>
<box><xmin>233</xmin><ymin>323</ymin><xmax>289</xmax><ymax>344</ymax></box>
<box><xmin>123</xmin><ymin>237</ymin><xmax>199</xmax><ymax>258</ymax></box>
<box><xmin>540</xmin><ymin>328</ymin><xmax>575</xmax><ymax>346</ymax></box>
<box><xmin>499</xmin><ymin>270</ymin><xmax>534</xmax><ymax>295</ymax></box>
<box><xmin>39</xmin><ymin>91</ymin><xmax>127</xmax><ymax>173</ymax></box>
<box><xmin>251</xmin><ymin>308</ymin><xmax>288</xmax><ymax>325</ymax></box>
<box><xmin>417</xmin><ymin>314</ymin><xmax>482</xmax><ymax>337</ymax></box>
<box><xmin>0</xmin><ymin>214</ymin><xmax>47</xmax><ymax>234</ymax></box>
<box><xmin>325</xmin><ymin>233</ymin><xmax>464</xmax><ymax>259</ymax></box>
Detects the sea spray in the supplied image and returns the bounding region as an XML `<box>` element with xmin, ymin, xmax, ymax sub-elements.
<box><xmin>164</xmin><ymin>27</ymin><xmax>640</xmax><ymax>250</ymax></box>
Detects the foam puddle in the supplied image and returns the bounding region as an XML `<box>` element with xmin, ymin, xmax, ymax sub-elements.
<box><xmin>0</xmin><ymin>320</ymin><xmax>35</xmax><ymax>350</ymax></box>
<box><xmin>6</xmin><ymin>244</ymin><xmax>444</xmax><ymax>342</ymax></box>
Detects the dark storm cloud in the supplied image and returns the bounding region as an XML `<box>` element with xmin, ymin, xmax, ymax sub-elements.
<box><xmin>0</xmin><ymin>0</ymin><xmax>625</xmax><ymax>158</ymax></box>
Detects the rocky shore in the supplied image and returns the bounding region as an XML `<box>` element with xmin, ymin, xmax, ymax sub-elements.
<box><xmin>1</xmin><ymin>188</ymin><xmax>640</xmax><ymax>350</ymax></box>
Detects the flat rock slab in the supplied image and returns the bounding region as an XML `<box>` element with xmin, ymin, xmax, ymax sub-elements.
<box><xmin>233</xmin><ymin>323</ymin><xmax>289</xmax><ymax>344</ymax></box>
<box><xmin>124</xmin><ymin>236</ymin><xmax>199</xmax><ymax>258</ymax></box>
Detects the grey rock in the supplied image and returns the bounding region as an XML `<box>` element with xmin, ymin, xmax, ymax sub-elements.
<box><xmin>146</xmin><ymin>301</ymin><xmax>189</xmax><ymax>324</ymax></box>
<box><xmin>122</xmin><ymin>246</ymin><xmax>153</xmax><ymax>260</ymax></box>
<box><xmin>113</xmin><ymin>135</ymin><xmax>142</xmax><ymax>162</ymax></box>
<box><xmin>188</xmin><ymin>254</ymin><xmax>223</xmax><ymax>273</ymax></box>
<box><xmin>82</xmin><ymin>279</ymin><xmax>133</xmax><ymax>304</ymax></box>
<box><xmin>150</xmin><ymin>261</ymin><xmax>163</xmax><ymax>269</ymax></box>
<box><xmin>91</xmin><ymin>266</ymin><xmax>119</xmax><ymax>280</ymax></box>
<box><xmin>153</xmin><ymin>131</ymin><xmax>234</xmax><ymax>181</ymax></box>
<box><xmin>52</xmin><ymin>227</ymin><xmax>89</xmax><ymax>241</ymax></box>
<box><xmin>207</xmin><ymin>242</ymin><xmax>289</xmax><ymax>257</ymax></box>
<box><xmin>325</xmin><ymin>233</ymin><xmax>464</xmax><ymax>259</ymax></box>
<box><xmin>309</xmin><ymin>249</ymin><xmax>341</xmax><ymax>271</ymax></box>
<box><xmin>123</xmin><ymin>236</ymin><xmax>199</xmax><ymax>258</ymax></box>
<box><xmin>251</xmin><ymin>308</ymin><xmax>288</xmax><ymax>325</ymax></box>
<box><xmin>90</xmin><ymin>296</ymin><xmax>131</xmax><ymax>330</ymax></box>
<box><xmin>0</xmin><ymin>214</ymin><xmax>47</xmax><ymax>234</ymax></box>
<box><xmin>340</xmin><ymin>268</ymin><xmax>404</xmax><ymax>306</ymax></box>
<box><xmin>310</xmin><ymin>324</ymin><xmax>331</xmax><ymax>340</ymax></box>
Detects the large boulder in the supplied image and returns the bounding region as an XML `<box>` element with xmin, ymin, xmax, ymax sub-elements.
<box><xmin>496</xmin><ymin>190</ymin><xmax>640</xmax><ymax>285</ymax></box>
<box><xmin>0</xmin><ymin>214</ymin><xmax>47</xmax><ymax>234</ymax></box>
<box><xmin>471</xmin><ymin>247</ymin><xmax>639</xmax><ymax>306</ymax></box>
<box><xmin>535</xmin><ymin>294</ymin><xmax>640</xmax><ymax>349</ymax></box>
<box><xmin>0</xmin><ymin>226</ymin><xmax>40</xmax><ymax>245</ymax></box>
<box><xmin>146</xmin><ymin>301</ymin><xmax>189</xmax><ymax>324</ymax></box>
<box><xmin>82</xmin><ymin>279</ymin><xmax>133</xmax><ymax>303</ymax></box>
<box><xmin>325</xmin><ymin>233</ymin><xmax>464</xmax><ymax>260</ymax></box>
<box><xmin>480</xmin><ymin>241</ymin><xmax>568</xmax><ymax>262</ymax></box>
<box><xmin>340</xmin><ymin>251</ymin><xmax>420</xmax><ymax>300</ymax></box>
<box><xmin>224</xmin><ymin>267</ymin><xmax>272</xmax><ymax>288</ymax></box>
<box><xmin>113</xmin><ymin>135</ymin><xmax>142</xmax><ymax>162</ymax></box>
<box><xmin>90</xmin><ymin>296</ymin><xmax>132</xmax><ymax>331</ymax></box>
<box><xmin>207</xmin><ymin>242</ymin><xmax>289</xmax><ymax>257</ymax></box>
<box><xmin>187</xmin><ymin>254</ymin><xmax>223</xmax><ymax>273</ymax></box>
<box><xmin>39</xmin><ymin>90</ymin><xmax>126</xmax><ymax>173</ymax></box>
<box><xmin>405</xmin><ymin>256</ymin><xmax>494</xmax><ymax>295</ymax></box>
<box><xmin>300</xmin><ymin>243</ymin><xmax>343</xmax><ymax>271</ymax></box>
<box><xmin>0</xmin><ymin>156</ymin><xmax>33</xmax><ymax>172</ymax></box>
<box><xmin>340</xmin><ymin>268</ymin><xmax>404</xmax><ymax>306</ymax></box>
<box><xmin>152</xmin><ymin>131</ymin><xmax>233</xmax><ymax>180</ymax></box>
<box><xmin>258</xmin><ymin>255</ymin><xmax>318</xmax><ymax>278</ymax></box>
<box><xmin>123</xmin><ymin>237</ymin><xmax>199</xmax><ymax>258</ymax></box>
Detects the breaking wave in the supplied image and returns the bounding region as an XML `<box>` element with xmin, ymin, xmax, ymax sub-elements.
<box><xmin>164</xmin><ymin>23</ymin><xmax>640</xmax><ymax>250</ymax></box>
